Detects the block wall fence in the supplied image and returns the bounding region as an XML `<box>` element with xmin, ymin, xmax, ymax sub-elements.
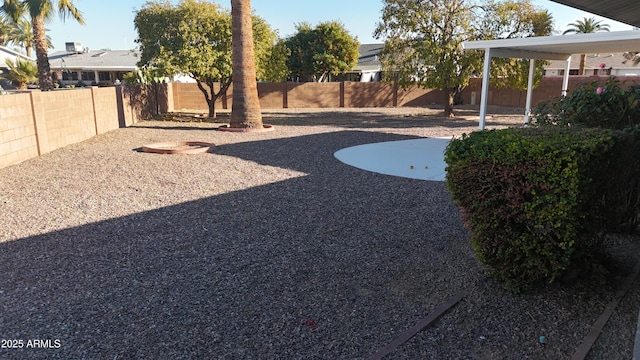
<box><xmin>171</xmin><ymin>76</ymin><xmax>640</xmax><ymax>112</ymax></box>
<box><xmin>0</xmin><ymin>85</ymin><xmax>163</xmax><ymax>169</ymax></box>
<box><xmin>1</xmin><ymin>76</ymin><xmax>638</xmax><ymax>169</ymax></box>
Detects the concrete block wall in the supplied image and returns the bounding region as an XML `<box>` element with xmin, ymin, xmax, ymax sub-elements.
<box><xmin>92</xmin><ymin>87</ymin><xmax>121</xmax><ymax>134</ymax></box>
<box><xmin>286</xmin><ymin>82</ymin><xmax>342</xmax><ymax>108</ymax></box>
<box><xmin>5</xmin><ymin>76</ymin><xmax>640</xmax><ymax>170</ymax></box>
<box><xmin>0</xmin><ymin>87</ymin><xmax>132</xmax><ymax>170</ymax></box>
<box><xmin>33</xmin><ymin>89</ymin><xmax>96</xmax><ymax>154</ymax></box>
<box><xmin>0</xmin><ymin>93</ymin><xmax>39</xmax><ymax>168</ymax></box>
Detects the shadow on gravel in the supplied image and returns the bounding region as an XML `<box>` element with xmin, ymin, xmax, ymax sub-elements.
<box><xmin>0</xmin><ymin>130</ymin><xmax>475</xmax><ymax>359</ymax></box>
<box><xmin>259</xmin><ymin>106</ymin><xmax>524</xmax><ymax>130</ymax></box>
<box><xmin>1</xmin><ymin>129</ymin><xmax>637</xmax><ymax>359</ymax></box>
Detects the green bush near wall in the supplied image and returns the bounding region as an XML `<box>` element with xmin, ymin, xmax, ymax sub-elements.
<box><xmin>531</xmin><ymin>77</ymin><xmax>640</xmax><ymax>130</ymax></box>
<box><xmin>445</xmin><ymin>127</ymin><xmax>639</xmax><ymax>291</ymax></box>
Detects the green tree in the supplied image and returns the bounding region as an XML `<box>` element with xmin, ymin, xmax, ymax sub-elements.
<box><xmin>374</xmin><ymin>0</ymin><xmax>552</xmax><ymax>117</ymax></box>
<box><xmin>284</xmin><ymin>21</ymin><xmax>359</xmax><ymax>82</ymax></box>
<box><xmin>1</xmin><ymin>0</ymin><xmax>85</xmax><ymax>91</ymax></box>
<box><xmin>479</xmin><ymin>1</ymin><xmax>554</xmax><ymax>91</ymax></box>
<box><xmin>2</xmin><ymin>58</ymin><xmax>37</xmax><ymax>89</ymax></box>
<box><xmin>134</xmin><ymin>0</ymin><xmax>283</xmax><ymax>118</ymax></box>
<box><xmin>562</xmin><ymin>17</ymin><xmax>610</xmax><ymax>75</ymax></box>
<box><xmin>258</xmin><ymin>38</ymin><xmax>290</xmax><ymax>82</ymax></box>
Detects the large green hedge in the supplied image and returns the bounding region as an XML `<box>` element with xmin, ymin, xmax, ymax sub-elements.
<box><xmin>445</xmin><ymin>127</ymin><xmax>639</xmax><ymax>290</ymax></box>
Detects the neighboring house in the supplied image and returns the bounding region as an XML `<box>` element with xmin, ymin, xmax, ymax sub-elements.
<box><xmin>544</xmin><ymin>53</ymin><xmax>640</xmax><ymax>77</ymax></box>
<box><xmin>339</xmin><ymin>43</ymin><xmax>384</xmax><ymax>82</ymax></box>
<box><xmin>0</xmin><ymin>45</ymin><xmax>34</xmax><ymax>89</ymax></box>
<box><xmin>48</xmin><ymin>43</ymin><xmax>139</xmax><ymax>86</ymax></box>
<box><xmin>0</xmin><ymin>45</ymin><xmax>33</xmax><ymax>68</ymax></box>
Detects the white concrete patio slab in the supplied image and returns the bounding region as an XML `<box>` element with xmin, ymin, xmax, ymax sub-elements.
<box><xmin>334</xmin><ymin>138</ymin><xmax>450</xmax><ymax>181</ymax></box>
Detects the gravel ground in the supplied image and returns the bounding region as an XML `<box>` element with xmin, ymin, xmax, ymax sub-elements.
<box><xmin>0</xmin><ymin>105</ymin><xmax>639</xmax><ymax>359</ymax></box>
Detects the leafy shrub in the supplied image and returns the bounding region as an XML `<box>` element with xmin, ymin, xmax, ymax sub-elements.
<box><xmin>445</xmin><ymin>127</ymin><xmax>638</xmax><ymax>291</ymax></box>
<box><xmin>531</xmin><ymin>77</ymin><xmax>640</xmax><ymax>129</ymax></box>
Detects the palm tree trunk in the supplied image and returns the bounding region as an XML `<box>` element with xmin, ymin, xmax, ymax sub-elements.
<box><xmin>32</xmin><ymin>15</ymin><xmax>54</xmax><ymax>91</ymax></box>
<box><xmin>579</xmin><ymin>53</ymin><xmax>586</xmax><ymax>76</ymax></box>
<box><xmin>230</xmin><ymin>0</ymin><xmax>262</xmax><ymax>129</ymax></box>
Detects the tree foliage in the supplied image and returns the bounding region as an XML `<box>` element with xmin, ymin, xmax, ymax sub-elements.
<box><xmin>562</xmin><ymin>17</ymin><xmax>610</xmax><ymax>35</ymax></box>
<box><xmin>374</xmin><ymin>0</ymin><xmax>553</xmax><ymax>117</ymax></box>
<box><xmin>134</xmin><ymin>0</ymin><xmax>285</xmax><ymax>118</ymax></box>
<box><xmin>2</xmin><ymin>58</ymin><xmax>37</xmax><ymax>89</ymax></box>
<box><xmin>0</xmin><ymin>13</ymin><xmax>13</xmax><ymax>46</ymax></box>
<box><xmin>6</xmin><ymin>17</ymin><xmax>53</xmax><ymax>57</ymax></box>
<box><xmin>284</xmin><ymin>21</ymin><xmax>359</xmax><ymax>82</ymax></box>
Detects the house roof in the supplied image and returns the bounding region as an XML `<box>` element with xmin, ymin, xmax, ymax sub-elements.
<box><xmin>0</xmin><ymin>46</ymin><xmax>33</xmax><ymax>68</ymax></box>
<box><xmin>356</xmin><ymin>43</ymin><xmax>383</xmax><ymax>71</ymax></box>
<box><xmin>550</xmin><ymin>0</ymin><xmax>640</xmax><ymax>28</ymax></box>
<box><xmin>48</xmin><ymin>49</ymin><xmax>139</xmax><ymax>72</ymax></box>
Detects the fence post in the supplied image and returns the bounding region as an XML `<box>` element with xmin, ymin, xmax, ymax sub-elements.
<box><xmin>29</xmin><ymin>91</ymin><xmax>49</xmax><ymax>155</ymax></box>
<box><xmin>283</xmin><ymin>82</ymin><xmax>288</xmax><ymax>109</ymax></box>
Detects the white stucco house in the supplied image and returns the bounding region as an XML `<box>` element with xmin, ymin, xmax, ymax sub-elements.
<box><xmin>544</xmin><ymin>52</ymin><xmax>640</xmax><ymax>77</ymax></box>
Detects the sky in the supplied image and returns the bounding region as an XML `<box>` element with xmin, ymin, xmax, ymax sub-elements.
<box><xmin>40</xmin><ymin>0</ymin><xmax>636</xmax><ymax>53</ymax></box>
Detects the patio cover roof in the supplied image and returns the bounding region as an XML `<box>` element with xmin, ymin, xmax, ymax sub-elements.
<box><xmin>550</xmin><ymin>0</ymin><xmax>640</xmax><ymax>28</ymax></box>
<box><xmin>462</xmin><ymin>30</ymin><xmax>640</xmax><ymax>129</ymax></box>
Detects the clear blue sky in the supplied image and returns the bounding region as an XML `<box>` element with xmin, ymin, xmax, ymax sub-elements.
<box><xmin>43</xmin><ymin>0</ymin><xmax>635</xmax><ymax>52</ymax></box>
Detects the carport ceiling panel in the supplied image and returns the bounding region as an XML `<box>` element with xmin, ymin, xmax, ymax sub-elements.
<box><xmin>550</xmin><ymin>0</ymin><xmax>640</xmax><ymax>28</ymax></box>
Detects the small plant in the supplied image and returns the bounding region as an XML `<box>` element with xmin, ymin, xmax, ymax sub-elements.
<box><xmin>122</xmin><ymin>67</ymin><xmax>167</xmax><ymax>85</ymax></box>
<box><xmin>531</xmin><ymin>77</ymin><xmax>640</xmax><ymax>130</ymax></box>
<box><xmin>2</xmin><ymin>59</ymin><xmax>38</xmax><ymax>90</ymax></box>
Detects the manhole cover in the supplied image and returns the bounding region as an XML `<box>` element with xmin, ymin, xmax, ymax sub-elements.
<box><xmin>141</xmin><ymin>141</ymin><xmax>213</xmax><ymax>154</ymax></box>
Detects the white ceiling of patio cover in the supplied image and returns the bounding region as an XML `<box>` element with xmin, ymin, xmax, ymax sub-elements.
<box><xmin>463</xmin><ymin>30</ymin><xmax>640</xmax><ymax>61</ymax></box>
<box><xmin>550</xmin><ymin>0</ymin><xmax>640</xmax><ymax>28</ymax></box>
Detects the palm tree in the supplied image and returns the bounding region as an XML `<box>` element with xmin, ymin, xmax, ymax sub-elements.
<box><xmin>229</xmin><ymin>0</ymin><xmax>263</xmax><ymax>129</ymax></box>
<box><xmin>563</xmin><ymin>17</ymin><xmax>610</xmax><ymax>75</ymax></box>
<box><xmin>8</xmin><ymin>17</ymin><xmax>51</xmax><ymax>57</ymax></box>
<box><xmin>531</xmin><ymin>10</ymin><xmax>554</xmax><ymax>36</ymax></box>
<box><xmin>0</xmin><ymin>13</ymin><xmax>16</xmax><ymax>46</ymax></box>
<box><xmin>1</xmin><ymin>0</ymin><xmax>84</xmax><ymax>91</ymax></box>
<box><xmin>2</xmin><ymin>58</ymin><xmax>37</xmax><ymax>89</ymax></box>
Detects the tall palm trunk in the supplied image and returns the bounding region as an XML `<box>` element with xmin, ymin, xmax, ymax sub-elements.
<box><xmin>32</xmin><ymin>15</ymin><xmax>53</xmax><ymax>90</ymax></box>
<box><xmin>578</xmin><ymin>53</ymin><xmax>586</xmax><ymax>76</ymax></box>
<box><xmin>230</xmin><ymin>0</ymin><xmax>262</xmax><ymax>129</ymax></box>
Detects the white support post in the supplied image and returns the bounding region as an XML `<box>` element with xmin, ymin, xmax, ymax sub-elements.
<box><xmin>478</xmin><ymin>48</ymin><xmax>492</xmax><ymax>131</ymax></box>
<box><xmin>524</xmin><ymin>59</ymin><xmax>535</xmax><ymax>125</ymax></box>
<box><xmin>562</xmin><ymin>55</ymin><xmax>571</xmax><ymax>96</ymax></box>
